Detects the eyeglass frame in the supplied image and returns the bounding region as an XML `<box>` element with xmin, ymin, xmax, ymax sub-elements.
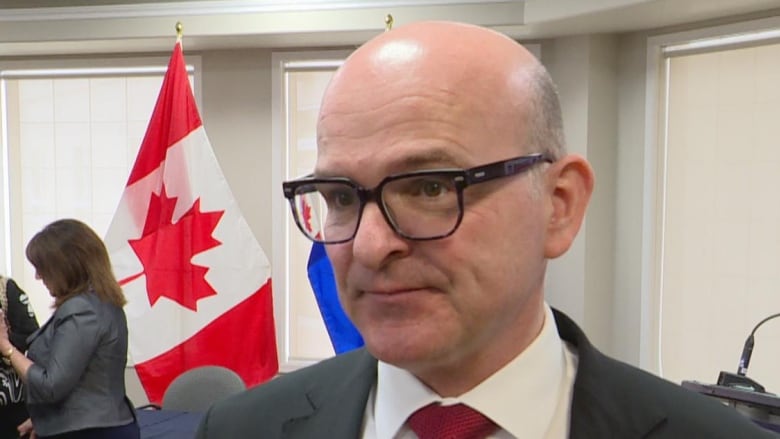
<box><xmin>282</xmin><ymin>152</ymin><xmax>555</xmax><ymax>244</ymax></box>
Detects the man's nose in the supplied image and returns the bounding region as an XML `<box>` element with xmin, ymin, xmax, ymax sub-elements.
<box><xmin>351</xmin><ymin>202</ymin><xmax>409</xmax><ymax>269</ymax></box>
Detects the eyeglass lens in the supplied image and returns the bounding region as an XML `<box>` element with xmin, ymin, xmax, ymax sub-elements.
<box><xmin>292</xmin><ymin>174</ymin><xmax>462</xmax><ymax>243</ymax></box>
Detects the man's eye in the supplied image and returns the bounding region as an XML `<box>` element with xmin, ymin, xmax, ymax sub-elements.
<box><xmin>322</xmin><ymin>188</ymin><xmax>357</xmax><ymax>208</ymax></box>
<box><xmin>403</xmin><ymin>177</ymin><xmax>453</xmax><ymax>198</ymax></box>
<box><xmin>335</xmin><ymin>191</ymin><xmax>356</xmax><ymax>206</ymax></box>
<box><xmin>421</xmin><ymin>180</ymin><xmax>445</xmax><ymax>197</ymax></box>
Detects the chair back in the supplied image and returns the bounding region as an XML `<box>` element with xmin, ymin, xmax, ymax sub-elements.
<box><xmin>162</xmin><ymin>365</ymin><xmax>246</xmax><ymax>412</ymax></box>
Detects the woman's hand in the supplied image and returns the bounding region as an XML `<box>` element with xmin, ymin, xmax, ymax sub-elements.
<box><xmin>0</xmin><ymin>309</ymin><xmax>32</xmax><ymax>379</ymax></box>
<box><xmin>18</xmin><ymin>418</ymin><xmax>36</xmax><ymax>439</ymax></box>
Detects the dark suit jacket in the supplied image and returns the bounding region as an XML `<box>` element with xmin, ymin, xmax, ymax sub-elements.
<box><xmin>197</xmin><ymin>309</ymin><xmax>777</xmax><ymax>438</ymax></box>
<box><xmin>3</xmin><ymin>277</ymin><xmax>39</xmax><ymax>351</ymax></box>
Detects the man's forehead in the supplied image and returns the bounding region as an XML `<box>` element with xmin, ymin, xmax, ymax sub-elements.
<box><xmin>313</xmin><ymin>147</ymin><xmax>463</xmax><ymax>180</ymax></box>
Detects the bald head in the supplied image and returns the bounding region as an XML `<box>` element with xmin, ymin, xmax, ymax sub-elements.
<box><xmin>318</xmin><ymin>21</ymin><xmax>565</xmax><ymax>161</ymax></box>
<box><xmin>350</xmin><ymin>21</ymin><xmax>536</xmax><ymax>81</ymax></box>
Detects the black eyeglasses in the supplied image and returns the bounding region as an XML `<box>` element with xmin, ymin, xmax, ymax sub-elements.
<box><xmin>282</xmin><ymin>153</ymin><xmax>553</xmax><ymax>244</ymax></box>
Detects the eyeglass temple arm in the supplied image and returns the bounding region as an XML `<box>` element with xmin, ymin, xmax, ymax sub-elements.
<box><xmin>465</xmin><ymin>154</ymin><xmax>550</xmax><ymax>184</ymax></box>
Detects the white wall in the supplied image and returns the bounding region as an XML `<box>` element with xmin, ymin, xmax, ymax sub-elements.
<box><xmin>613</xmin><ymin>31</ymin><xmax>652</xmax><ymax>367</ymax></box>
<box><xmin>583</xmin><ymin>34</ymin><xmax>619</xmax><ymax>356</ymax></box>
<box><xmin>200</xmin><ymin>49</ymin><xmax>274</xmax><ymax>256</ymax></box>
<box><xmin>540</xmin><ymin>37</ymin><xmax>589</xmax><ymax>335</ymax></box>
<box><xmin>541</xmin><ymin>34</ymin><xmax>619</xmax><ymax>354</ymax></box>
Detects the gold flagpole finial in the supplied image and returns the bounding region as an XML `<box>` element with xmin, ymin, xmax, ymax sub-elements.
<box><xmin>175</xmin><ymin>21</ymin><xmax>183</xmax><ymax>42</ymax></box>
<box><xmin>384</xmin><ymin>14</ymin><xmax>394</xmax><ymax>32</ymax></box>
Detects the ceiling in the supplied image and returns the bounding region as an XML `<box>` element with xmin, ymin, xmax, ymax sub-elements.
<box><xmin>1</xmin><ymin>0</ymin><xmax>779</xmax><ymax>56</ymax></box>
<box><xmin>0</xmin><ymin>0</ymin><xmax>207</xmax><ymax>5</ymax></box>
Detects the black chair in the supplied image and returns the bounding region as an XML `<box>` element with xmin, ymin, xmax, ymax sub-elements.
<box><xmin>135</xmin><ymin>365</ymin><xmax>246</xmax><ymax>412</ymax></box>
<box><xmin>157</xmin><ymin>365</ymin><xmax>246</xmax><ymax>412</ymax></box>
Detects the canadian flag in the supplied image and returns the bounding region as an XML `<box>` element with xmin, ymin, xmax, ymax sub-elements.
<box><xmin>104</xmin><ymin>41</ymin><xmax>278</xmax><ymax>404</ymax></box>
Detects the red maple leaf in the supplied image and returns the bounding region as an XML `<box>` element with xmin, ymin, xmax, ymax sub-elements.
<box><xmin>300</xmin><ymin>197</ymin><xmax>314</xmax><ymax>233</ymax></box>
<box><xmin>129</xmin><ymin>185</ymin><xmax>224</xmax><ymax>311</ymax></box>
<box><xmin>300</xmin><ymin>197</ymin><xmax>323</xmax><ymax>240</ymax></box>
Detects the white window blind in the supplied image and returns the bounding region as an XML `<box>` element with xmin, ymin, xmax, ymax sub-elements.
<box><xmin>659</xmin><ymin>42</ymin><xmax>780</xmax><ymax>393</ymax></box>
<box><xmin>1</xmin><ymin>64</ymin><xmax>195</xmax><ymax>322</ymax></box>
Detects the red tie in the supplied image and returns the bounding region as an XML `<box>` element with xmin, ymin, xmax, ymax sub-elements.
<box><xmin>407</xmin><ymin>403</ymin><xmax>498</xmax><ymax>439</ymax></box>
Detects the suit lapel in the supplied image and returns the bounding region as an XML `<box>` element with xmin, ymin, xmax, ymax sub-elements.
<box><xmin>281</xmin><ymin>349</ymin><xmax>377</xmax><ymax>438</ymax></box>
<box><xmin>553</xmin><ymin>309</ymin><xmax>667</xmax><ymax>438</ymax></box>
<box><xmin>26</xmin><ymin>309</ymin><xmax>56</xmax><ymax>346</ymax></box>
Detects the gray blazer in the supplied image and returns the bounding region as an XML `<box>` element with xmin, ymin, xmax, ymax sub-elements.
<box><xmin>25</xmin><ymin>291</ymin><xmax>135</xmax><ymax>436</ymax></box>
<box><xmin>196</xmin><ymin>309</ymin><xmax>777</xmax><ymax>438</ymax></box>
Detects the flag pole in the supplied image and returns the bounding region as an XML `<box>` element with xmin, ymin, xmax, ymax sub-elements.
<box><xmin>175</xmin><ymin>21</ymin><xmax>183</xmax><ymax>43</ymax></box>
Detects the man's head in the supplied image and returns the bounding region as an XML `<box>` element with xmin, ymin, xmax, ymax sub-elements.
<box><xmin>313</xmin><ymin>21</ymin><xmax>593</xmax><ymax>395</ymax></box>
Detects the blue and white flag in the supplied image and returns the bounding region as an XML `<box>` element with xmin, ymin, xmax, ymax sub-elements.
<box><xmin>307</xmin><ymin>242</ymin><xmax>364</xmax><ymax>354</ymax></box>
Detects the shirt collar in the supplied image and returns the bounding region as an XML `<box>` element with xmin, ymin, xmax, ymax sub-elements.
<box><xmin>374</xmin><ymin>304</ymin><xmax>567</xmax><ymax>439</ymax></box>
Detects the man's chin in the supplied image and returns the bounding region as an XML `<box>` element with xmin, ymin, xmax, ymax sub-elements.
<box><xmin>364</xmin><ymin>333</ymin><xmax>445</xmax><ymax>369</ymax></box>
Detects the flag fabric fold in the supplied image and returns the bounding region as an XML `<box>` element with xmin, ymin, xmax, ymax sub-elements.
<box><xmin>104</xmin><ymin>41</ymin><xmax>278</xmax><ymax>404</ymax></box>
<box><xmin>307</xmin><ymin>243</ymin><xmax>363</xmax><ymax>354</ymax></box>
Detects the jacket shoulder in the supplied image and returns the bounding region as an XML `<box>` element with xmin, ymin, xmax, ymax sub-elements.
<box><xmin>197</xmin><ymin>349</ymin><xmax>375</xmax><ymax>438</ymax></box>
<box><xmin>56</xmin><ymin>293</ymin><xmax>95</xmax><ymax>314</ymax></box>
<box><xmin>553</xmin><ymin>309</ymin><xmax>777</xmax><ymax>438</ymax></box>
<box><xmin>593</xmin><ymin>355</ymin><xmax>776</xmax><ymax>437</ymax></box>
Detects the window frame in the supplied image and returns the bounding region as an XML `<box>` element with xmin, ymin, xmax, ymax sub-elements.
<box><xmin>642</xmin><ymin>16</ymin><xmax>780</xmax><ymax>377</ymax></box>
<box><xmin>271</xmin><ymin>49</ymin><xmax>351</xmax><ymax>372</ymax></box>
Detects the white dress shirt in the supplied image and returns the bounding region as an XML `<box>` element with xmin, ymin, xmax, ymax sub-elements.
<box><xmin>361</xmin><ymin>304</ymin><xmax>578</xmax><ymax>439</ymax></box>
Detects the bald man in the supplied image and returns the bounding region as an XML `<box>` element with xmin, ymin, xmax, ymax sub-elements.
<box><xmin>196</xmin><ymin>22</ymin><xmax>775</xmax><ymax>438</ymax></box>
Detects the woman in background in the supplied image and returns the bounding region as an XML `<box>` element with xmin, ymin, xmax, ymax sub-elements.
<box><xmin>0</xmin><ymin>275</ymin><xmax>39</xmax><ymax>438</ymax></box>
<box><xmin>0</xmin><ymin>219</ymin><xmax>138</xmax><ymax>439</ymax></box>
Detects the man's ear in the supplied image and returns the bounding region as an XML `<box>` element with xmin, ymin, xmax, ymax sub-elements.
<box><xmin>544</xmin><ymin>154</ymin><xmax>595</xmax><ymax>258</ymax></box>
